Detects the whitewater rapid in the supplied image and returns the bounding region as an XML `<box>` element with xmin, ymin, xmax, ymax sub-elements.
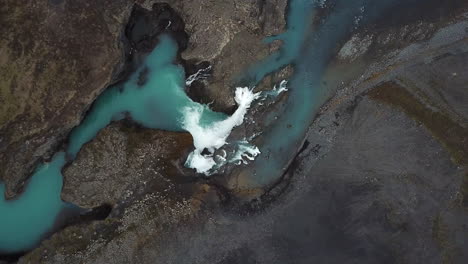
<box><xmin>182</xmin><ymin>83</ymin><xmax>288</xmax><ymax>174</ymax></box>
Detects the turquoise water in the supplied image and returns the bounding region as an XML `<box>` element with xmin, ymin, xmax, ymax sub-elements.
<box><xmin>0</xmin><ymin>35</ymin><xmax>223</xmax><ymax>254</ymax></box>
<box><xmin>67</xmin><ymin>36</ymin><xmax>224</xmax><ymax>158</ymax></box>
<box><xmin>241</xmin><ymin>0</ymin><xmax>418</xmax><ymax>186</ymax></box>
<box><xmin>241</xmin><ymin>0</ymin><xmax>315</xmax><ymax>84</ymax></box>
<box><xmin>236</xmin><ymin>0</ymin><xmax>317</xmax><ymax>185</ymax></box>
<box><xmin>0</xmin><ymin>153</ymin><xmax>67</xmax><ymax>253</ymax></box>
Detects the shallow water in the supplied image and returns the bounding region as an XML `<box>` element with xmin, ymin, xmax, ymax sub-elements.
<box><xmin>242</xmin><ymin>0</ymin><xmax>422</xmax><ymax>186</ymax></box>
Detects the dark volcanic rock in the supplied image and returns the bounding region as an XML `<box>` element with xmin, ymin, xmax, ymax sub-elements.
<box><xmin>124</xmin><ymin>3</ymin><xmax>189</xmax><ymax>72</ymax></box>
<box><xmin>19</xmin><ymin>120</ymin><xmax>220</xmax><ymax>263</ymax></box>
<box><xmin>61</xmin><ymin>122</ymin><xmax>194</xmax><ymax>208</ymax></box>
<box><xmin>0</xmin><ymin>0</ymin><xmax>133</xmax><ymax>199</ymax></box>
<box><xmin>0</xmin><ymin>0</ymin><xmax>193</xmax><ymax>200</ymax></box>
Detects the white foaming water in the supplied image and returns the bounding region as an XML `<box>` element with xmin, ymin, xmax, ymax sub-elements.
<box><xmin>271</xmin><ymin>80</ymin><xmax>289</xmax><ymax>96</ymax></box>
<box><xmin>259</xmin><ymin>80</ymin><xmax>289</xmax><ymax>100</ymax></box>
<box><xmin>185</xmin><ymin>65</ymin><xmax>212</xmax><ymax>86</ymax></box>
<box><xmin>183</xmin><ymin>87</ymin><xmax>260</xmax><ymax>174</ymax></box>
<box><xmin>183</xmin><ymin>80</ymin><xmax>288</xmax><ymax>174</ymax></box>
<box><xmin>185</xmin><ymin>151</ymin><xmax>217</xmax><ymax>173</ymax></box>
<box><xmin>317</xmin><ymin>0</ymin><xmax>327</xmax><ymax>8</ymax></box>
<box><xmin>230</xmin><ymin>141</ymin><xmax>261</xmax><ymax>165</ymax></box>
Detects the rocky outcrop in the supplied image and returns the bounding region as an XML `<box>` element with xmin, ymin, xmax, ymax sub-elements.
<box><xmin>0</xmin><ymin>0</ymin><xmax>134</xmax><ymax>199</ymax></box>
<box><xmin>61</xmin><ymin>122</ymin><xmax>193</xmax><ymax>208</ymax></box>
<box><xmin>153</xmin><ymin>0</ymin><xmax>288</xmax><ymax>112</ymax></box>
<box><xmin>19</xmin><ymin>175</ymin><xmax>219</xmax><ymax>264</ymax></box>
<box><xmin>55</xmin><ymin>0</ymin><xmax>290</xmax><ymax>209</ymax></box>
<box><xmin>18</xmin><ymin>120</ymin><xmax>219</xmax><ymax>263</ymax></box>
<box><xmin>0</xmin><ymin>0</ymin><xmax>287</xmax><ymax>199</ymax></box>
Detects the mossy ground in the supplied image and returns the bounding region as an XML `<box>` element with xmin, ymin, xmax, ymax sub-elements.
<box><xmin>368</xmin><ymin>81</ymin><xmax>467</xmax><ymax>166</ymax></box>
<box><xmin>368</xmin><ymin>81</ymin><xmax>468</xmax><ymax>209</ymax></box>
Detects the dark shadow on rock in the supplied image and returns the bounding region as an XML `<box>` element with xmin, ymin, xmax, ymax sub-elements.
<box><xmin>125</xmin><ymin>3</ymin><xmax>189</xmax><ymax>68</ymax></box>
<box><xmin>0</xmin><ymin>252</ymin><xmax>25</xmax><ymax>263</ymax></box>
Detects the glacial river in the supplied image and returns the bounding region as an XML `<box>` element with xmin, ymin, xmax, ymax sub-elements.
<box><xmin>0</xmin><ymin>0</ymin><xmax>423</xmax><ymax>254</ymax></box>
